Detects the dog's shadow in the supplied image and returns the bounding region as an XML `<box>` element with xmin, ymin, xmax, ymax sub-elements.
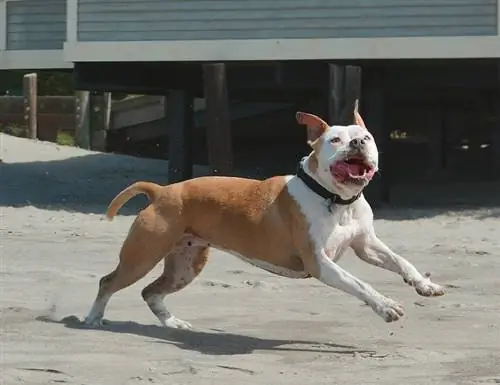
<box><xmin>36</xmin><ymin>314</ymin><xmax>376</xmax><ymax>356</ymax></box>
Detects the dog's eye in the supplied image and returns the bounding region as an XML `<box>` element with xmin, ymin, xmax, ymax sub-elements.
<box><xmin>364</xmin><ymin>135</ymin><xmax>371</xmax><ymax>141</ymax></box>
<box><xmin>329</xmin><ymin>137</ymin><xmax>341</xmax><ymax>144</ymax></box>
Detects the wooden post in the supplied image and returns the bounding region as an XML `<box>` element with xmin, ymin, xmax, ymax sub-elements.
<box><xmin>103</xmin><ymin>92</ymin><xmax>112</xmax><ymax>131</ymax></box>
<box><xmin>327</xmin><ymin>64</ymin><xmax>362</xmax><ymax>126</ymax></box>
<box><xmin>203</xmin><ymin>63</ymin><xmax>233</xmax><ymax>175</ymax></box>
<box><xmin>75</xmin><ymin>90</ymin><xmax>91</xmax><ymax>149</ymax></box>
<box><xmin>23</xmin><ymin>73</ymin><xmax>37</xmax><ymax>139</ymax></box>
<box><xmin>360</xmin><ymin>69</ymin><xmax>390</xmax><ymax>206</ymax></box>
<box><xmin>340</xmin><ymin>66</ymin><xmax>362</xmax><ymax>125</ymax></box>
<box><xmin>327</xmin><ymin>64</ymin><xmax>345</xmax><ymax>125</ymax></box>
<box><xmin>166</xmin><ymin>90</ymin><xmax>194</xmax><ymax>183</ymax></box>
<box><xmin>88</xmin><ymin>91</ymin><xmax>112</xmax><ymax>152</ymax></box>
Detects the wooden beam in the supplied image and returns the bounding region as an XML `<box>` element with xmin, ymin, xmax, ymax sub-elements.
<box><xmin>203</xmin><ymin>63</ymin><xmax>233</xmax><ymax>175</ymax></box>
<box><xmin>166</xmin><ymin>90</ymin><xmax>194</xmax><ymax>183</ymax></box>
<box><xmin>75</xmin><ymin>91</ymin><xmax>91</xmax><ymax>149</ymax></box>
<box><xmin>23</xmin><ymin>73</ymin><xmax>37</xmax><ymax>140</ymax></box>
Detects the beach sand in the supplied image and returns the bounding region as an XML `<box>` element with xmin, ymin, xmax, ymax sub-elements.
<box><xmin>1</xmin><ymin>133</ymin><xmax>499</xmax><ymax>385</ymax></box>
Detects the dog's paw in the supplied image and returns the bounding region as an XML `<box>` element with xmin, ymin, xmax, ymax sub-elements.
<box><xmin>373</xmin><ymin>298</ymin><xmax>405</xmax><ymax>323</ymax></box>
<box><xmin>163</xmin><ymin>316</ymin><xmax>193</xmax><ymax>330</ymax></box>
<box><xmin>415</xmin><ymin>275</ymin><xmax>446</xmax><ymax>297</ymax></box>
<box><xmin>82</xmin><ymin>316</ymin><xmax>104</xmax><ymax>328</ymax></box>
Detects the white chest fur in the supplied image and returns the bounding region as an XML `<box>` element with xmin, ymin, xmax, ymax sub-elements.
<box><xmin>285</xmin><ymin>176</ymin><xmax>368</xmax><ymax>262</ymax></box>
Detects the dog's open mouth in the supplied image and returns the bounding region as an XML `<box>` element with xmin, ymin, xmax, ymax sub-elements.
<box><xmin>330</xmin><ymin>156</ymin><xmax>376</xmax><ymax>185</ymax></box>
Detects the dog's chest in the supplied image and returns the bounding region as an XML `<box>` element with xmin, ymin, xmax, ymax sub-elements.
<box><xmin>309</xmin><ymin>206</ymin><xmax>359</xmax><ymax>260</ymax></box>
<box><xmin>286</xmin><ymin>177</ymin><xmax>361</xmax><ymax>260</ymax></box>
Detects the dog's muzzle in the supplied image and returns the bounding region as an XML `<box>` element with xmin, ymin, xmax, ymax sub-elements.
<box><xmin>329</xmin><ymin>153</ymin><xmax>376</xmax><ymax>184</ymax></box>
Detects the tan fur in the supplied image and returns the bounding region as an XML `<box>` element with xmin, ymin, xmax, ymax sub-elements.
<box><xmin>85</xmin><ymin>108</ymin><xmax>444</xmax><ymax>328</ymax></box>
<box><xmin>141</xmin><ymin>241</ymin><xmax>209</xmax><ymax>300</ymax></box>
<box><xmin>95</xmin><ymin>106</ymin><xmax>360</xmax><ymax>305</ymax></box>
<box><xmin>92</xmin><ymin>176</ymin><xmax>318</xmax><ymax>313</ymax></box>
<box><xmin>106</xmin><ymin>181</ymin><xmax>161</xmax><ymax>220</ymax></box>
<box><xmin>296</xmin><ymin>111</ymin><xmax>329</xmax><ymax>144</ymax></box>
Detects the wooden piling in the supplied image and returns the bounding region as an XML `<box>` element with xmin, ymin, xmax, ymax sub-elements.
<box><xmin>340</xmin><ymin>66</ymin><xmax>362</xmax><ymax>125</ymax></box>
<box><xmin>89</xmin><ymin>92</ymin><xmax>112</xmax><ymax>151</ymax></box>
<box><xmin>327</xmin><ymin>64</ymin><xmax>345</xmax><ymax>125</ymax></box>
<box><xmin>75</xmin><ymin>90</ymin><xmax>91</xmax><ymax>149</ymax></box>
<box><xmin>166</xmin><ymin>90</ymin><xmax>194</xmax><ymax>183</ymax></box>
<box><xmin>203</xmin><ymin>63</ymin><xmax>233</xmax><ymax>176</ymax></box>
<box><xmin>23</xmin><ymin>73</ymin><xmax>37</xmax><ymax>139</ymax></box>
<box><xmin>326</xmin><ymin>64</ymin><xmax>362</xmax><ymax>125</ymax></box>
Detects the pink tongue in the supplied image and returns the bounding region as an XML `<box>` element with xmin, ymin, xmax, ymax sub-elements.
<box><xmin>331</xmin><ymin>162</ymin><xmax>367</xmax><ymax>180</ymax></box>
<box><xmin>347</xmin><ymin>163</ymin><xmax>364</xmax><ymax>176</ymax></box>
<box><xmin>332</xmin><ymin>162</ymin><xmax>363</xmax><ymax>176</ymax></box>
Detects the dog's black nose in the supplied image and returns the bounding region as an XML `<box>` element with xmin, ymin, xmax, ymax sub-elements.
<box><xmin>350</xmin><ymin>138</ymin><xmax>365</xmax><ymax>148</ymax></box>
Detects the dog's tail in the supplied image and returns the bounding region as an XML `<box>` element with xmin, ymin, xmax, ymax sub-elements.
<box><xmin>106</xmin><ymin>181</ymin><xmax>161</xmax><ymax>221</ymax></box>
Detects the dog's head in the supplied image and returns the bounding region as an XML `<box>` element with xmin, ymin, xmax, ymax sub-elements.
<box><xmin>296</xmin><ymin>104</ymin><xmax>378</xmax><ymax>199</ymax></box>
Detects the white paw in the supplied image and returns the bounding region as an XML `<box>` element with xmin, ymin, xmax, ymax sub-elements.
<box><xmin>373</xmin><ymin>298</ymin><xmax>405</xmax><ymax>323</ymax></box>
<box><xmin>415</xmin><ymin>276</ymin><xmax>446</xmax><ymax>297</ymax></box>
<box><xmin>163</xmin><ymin>316</ymin><xmax>192</xmax><ymax>330</ymax></box>
<box><xmin>83</xmin><ymin>316</ymin><xmax>104</xmax><ymax>328</ymax></box>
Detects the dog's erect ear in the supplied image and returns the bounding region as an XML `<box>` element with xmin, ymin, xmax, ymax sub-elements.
<box><xmin>296</xmin><ymin>112</ymin><xmax>329</xmax><ymax>145</ymax></box>
<box><xmin>353</xmin><ymin>99</ymin><xmax>367</xmax><ymax>129</ymax></box>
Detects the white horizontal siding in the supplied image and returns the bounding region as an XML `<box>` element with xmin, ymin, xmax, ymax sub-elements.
<box><xmin>77</xmin><ymin>0</ymin><xmax>497</xmax><ymax>42</ymax></box>
<box><xmin>7</xmin><ymin>0</ymin><xmax>66</xmax><ymax>50</ymax></box>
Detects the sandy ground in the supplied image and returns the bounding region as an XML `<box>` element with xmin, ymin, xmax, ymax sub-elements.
<box><xmin>1</xmin><ymin>133</ymin><xmax>499</xmax><ymax>385</ymax></box>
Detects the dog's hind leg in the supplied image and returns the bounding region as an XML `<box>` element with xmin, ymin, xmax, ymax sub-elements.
<box><xmin>84</xmin><ymin>209</ymin><xmax>183</xmax><ymax>327</ymax></box>
<box><xmin>141</xmin><ymin>236</ymin><xmax>210</xmax><ymax>329</ymax></box>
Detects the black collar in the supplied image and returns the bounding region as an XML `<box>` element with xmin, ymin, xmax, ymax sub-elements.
<box><xmin>296</xmin><ymin>159</ymin><xmax>361</xmax><ymax>212</ymax></box>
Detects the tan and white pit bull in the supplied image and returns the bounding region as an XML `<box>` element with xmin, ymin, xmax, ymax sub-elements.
<box><xmin>84</xmin><ymin>106</ymin><xmax>445</xmax><ymax>329</ymax></box>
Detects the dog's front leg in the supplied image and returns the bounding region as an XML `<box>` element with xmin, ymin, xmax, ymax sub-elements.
<box><xmin>351</xmin><ymin>232</ymin><xmax>445</xmax><ymax>297</ymax></box>
<box><xmin>315</xmin><ymin>249</ymin><xmax>404</xmax><ymax>322</ymax></box>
